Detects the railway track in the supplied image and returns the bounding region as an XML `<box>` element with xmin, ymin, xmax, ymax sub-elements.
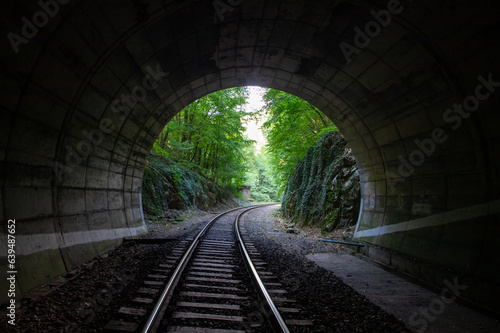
<box><xmin>104</xmin><ymin>205</ymin><xmax>311</xmax><ymax>333</ymax></box>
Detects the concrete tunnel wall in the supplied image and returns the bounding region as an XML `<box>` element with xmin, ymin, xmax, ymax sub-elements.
<box><xmin>0</xmin><ymin>0</ymin><xmax>499</xmax><ymax>311</ymax></box>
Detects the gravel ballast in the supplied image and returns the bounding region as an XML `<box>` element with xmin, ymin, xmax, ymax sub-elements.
<box><xmin>240</xmin><ymin>204</ymin><xmax>409</xmax><ymax>332</ymax></box>
<box><xmin>0</xmin><ymin>209</ymin><xmax>219</xmax><ymax>332</ymax></box>
<box><xmin>2</xmin><ymin>204</ymin><xmax>408</xmax><ymax>332</ymax></box>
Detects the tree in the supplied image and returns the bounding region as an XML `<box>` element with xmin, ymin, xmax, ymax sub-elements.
<box><xmin>256</xmin><ymin>89</ymin><xmax>337</xmax><ymax>193</ymax></box>
<box><xmin>151</xmin><ymin>87</ymin><xmax>252</xmax><ymax>189</ymax></box>
<box><xmin>244</xmin><ymin>145</ymin><xmax>280</xmax><ymax>202</ymax></box>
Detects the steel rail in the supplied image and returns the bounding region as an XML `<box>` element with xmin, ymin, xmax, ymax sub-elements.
<box><xmin>235</xmin><ymin>206</ymin><xmax>291</xmax><ymax>333</ymax></box>
<box><xmin>141</xmin><ymin>205</ymin><xmax>252</xmax><ymax>333</ymax></box>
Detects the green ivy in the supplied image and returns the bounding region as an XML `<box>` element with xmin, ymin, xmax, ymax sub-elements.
<box><xmin>142</xmin><ymin>155</ymin><xmax>239</xmax><ymax>215</ymax></box>
<box><xmin>281</xmin><ymin>131</ymin><xmax>360</xmax><ymax>231</ymax></box>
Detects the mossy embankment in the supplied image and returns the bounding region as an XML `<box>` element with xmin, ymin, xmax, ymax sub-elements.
<box><xmin>141</xmin><ymin>156</ymin><xmax>246</xmax><ymax>217</ymax></box>
<box><xmin>281</xmin><ymin>131</ymin><xmax>361</xmax><ymax>233</ymax></box>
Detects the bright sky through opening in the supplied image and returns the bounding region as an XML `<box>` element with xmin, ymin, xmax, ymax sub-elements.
<box><xmin>244</xmin><ymin>86</ymin><xmax>267</xmax><ymax>151</ymax></box>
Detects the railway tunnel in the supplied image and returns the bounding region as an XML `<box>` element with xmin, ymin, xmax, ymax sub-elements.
<box><xmin>0</xmin><ymin>0</ymin><xmax>499</xmax><ymax>314</ymax></box>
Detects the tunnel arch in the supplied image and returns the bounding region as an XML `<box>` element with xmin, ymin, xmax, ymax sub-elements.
<box><xmin>1</xmin><ymin>0</ymin><xmax>499</xmax><ymax>311</ymax></box>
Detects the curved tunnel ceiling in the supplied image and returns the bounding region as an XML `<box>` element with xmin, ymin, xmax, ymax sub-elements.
<box><xmin>1</xmin><ymin>0</ymin><xmax>499</xmax><ymax>310</ymax></box>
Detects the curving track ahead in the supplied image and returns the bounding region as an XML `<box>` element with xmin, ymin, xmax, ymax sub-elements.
<box><xmin>128</xmin><ymin>205</ymin><xmax>292</xmax><ymax>333</ymax></box>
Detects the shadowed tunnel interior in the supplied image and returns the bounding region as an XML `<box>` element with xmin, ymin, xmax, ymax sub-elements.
<box><xmin>0</xmin><ymin>0</ymin><xmax>499</xmax><ymax>312</ymax></box>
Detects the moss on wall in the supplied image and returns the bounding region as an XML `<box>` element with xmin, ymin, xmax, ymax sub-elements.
<box><xmin>141</xmin><ymin>156</ymin><xmax>241</xmax><ymax>215</ymax></box>
<box><xmin>281</xmin><ymin>131</ymin><xmax>360</xmax><ymax>232</ymax></box>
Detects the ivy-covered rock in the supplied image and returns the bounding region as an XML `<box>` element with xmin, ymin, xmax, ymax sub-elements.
<box><xmin>281</xmin><ymin>131</ymin><xmax>360</xmax><ymax>232</ymax></box>
<box><xmin>141</xmin><ymin>156</ymin><xmax>238</xmax><ymax>216</ymax></box>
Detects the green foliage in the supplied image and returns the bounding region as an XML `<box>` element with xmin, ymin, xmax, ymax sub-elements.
<box><xmin>152</xmin><ymin>141</ymin><xmax>169</xmax><ymax>159</ymax></box>
<box><xmin>152</xmin><ymin>87</ymin><xmax>252</xmax><ymax>190</ymax></box>
<box><xmin>281</xmin><ymin>131</ymin><xmax>360</xmax><ymax>231</ymax></box>
<box><xmin>244</xmin><ymin>146</ymin><xmax>280</xmax><ymax>202</ymax></box>
<box><xmin>142</xmin><ymin>156</ymin><xmax>236</xmax><ymax>215</ymax></box>
<box><xmin>251</xmin><ymin>191</ymin><xmax>272</xmax><ymax>203</ymax></box>
<box><xmin>145</xmin><ymin>86</ymin><xmax>346</xmax><ymax>214</ymax></box>
<box><xmin>255</xmin><ymin>89</ymin><xmax>338</xmax><ymax>192</ymax></box>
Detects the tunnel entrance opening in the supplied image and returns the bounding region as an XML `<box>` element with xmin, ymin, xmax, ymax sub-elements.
<box><xmin>140</xmin><ymin>86</ymin><xmax>362</xmax><ymax>237</ymax></box>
